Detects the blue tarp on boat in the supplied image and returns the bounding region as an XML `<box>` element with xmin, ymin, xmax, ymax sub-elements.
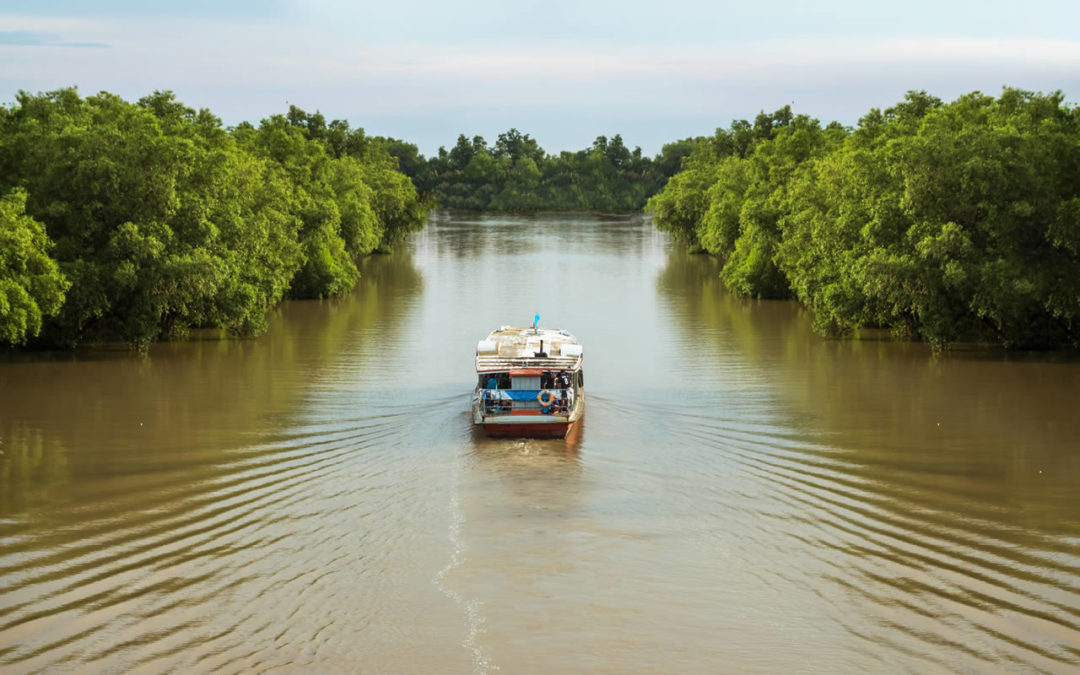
<box><xmin>482</xmin><ymin>389</ymin><xmax>566</xmax><ymax>401</ymax></box>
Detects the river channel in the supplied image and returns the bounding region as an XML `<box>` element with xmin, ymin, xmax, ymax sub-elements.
<box><xmin>1</xmin><ymin>211</ymin><xmax>1079</xmax><ymax>673</ymax></box>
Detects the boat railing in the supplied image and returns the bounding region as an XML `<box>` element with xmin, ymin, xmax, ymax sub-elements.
<box><xmin>477</xmin><ymin>388</ymin><xmax>574</xmax><ymax>416</ymax></box>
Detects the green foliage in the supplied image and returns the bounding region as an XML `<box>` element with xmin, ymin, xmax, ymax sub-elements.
<box><xmin>647</xmin><ymin>108</ymin><xmax>808</xmax><ymax>251</ymax></box>
<box><xmin>355</xmin><ymin>152</ymin><xmax>429</xmax><ymax>249</ymax></box>
<box><xmin>647</xmin><ymin>151</ymin><xmax>721</xmax><ymax>247</ymax></box>
<box><xmin>414</xmin><ymin>130</ymin><xmax>671</xmax><ymax>210</ymax></box>
<box><xmin>655</xmin><ymin>137</ymin><xmax>704</xmax><ymax>177</ymax></box>
<box><xmin>377</xmin><ymin>138</ymin><xmax>425</xmax><ymax>179</ymax></box>
<box><xmin>236</xmin><ymin>113</ymin><xmax>358</xmax><ymax>299</ymax></box>
<box><xmin>0</xmin><ymin>89</ymin><xmax>428</xmax><ymax>349</ymax></box>
<box><xmin>653</xmin><ymin>90</ymin><xmax>1080</xmax><ymax>350</ymax></box>
<box><xmin>273</xmin><ymin>106</ymin><xmax>429</xmax><ymax>251</ymax></box>
<box><xmin>0</xmin><ymin>189</ymin><xmax>69</xmax><ymax>345</ymax></box>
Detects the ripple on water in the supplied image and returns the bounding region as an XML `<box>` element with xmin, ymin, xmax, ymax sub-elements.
<box><xmin>566</xmin><ymin>385</ymin><xmax>1080</xmax><ymax>672</ymax></box>
<box><xmin>0</xmin><ymin>395</ymin><xmax>466</xmax><ymax>673</ymax></box>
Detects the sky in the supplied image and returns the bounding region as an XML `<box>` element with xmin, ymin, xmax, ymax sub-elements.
<box><xmin>2</xmin><ymin>0</ymin><xmax>1080</xmax><ymax>156</ymax></box>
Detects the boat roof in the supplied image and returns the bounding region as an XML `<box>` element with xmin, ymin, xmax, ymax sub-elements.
<box><xmin>476</xmin><ymin>326</ymin><xmax>583</xmax><ymax>372</ymax></box>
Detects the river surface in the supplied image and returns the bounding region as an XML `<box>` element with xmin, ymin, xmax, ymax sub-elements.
<box><xmin>1</xmin><ymin>211</ymin><xmax>1079</xmax><ymax>674</ymax></box>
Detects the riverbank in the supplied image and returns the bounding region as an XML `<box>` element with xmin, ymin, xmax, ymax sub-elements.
<box><xmin>0</xmin><ymin>89</ymin><xmax>428</xmax><ymax>350</ymax></box>
<box><xmin>649</xmin><ymin>89</ymin><xmax>1080</xmax><ymax>351</ymax></box>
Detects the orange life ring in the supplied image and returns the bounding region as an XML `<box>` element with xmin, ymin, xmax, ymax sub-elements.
<box><xmin>537</xmin><ymin>390</ymin><xmax>556</xmax><ymax>406</ymax></box>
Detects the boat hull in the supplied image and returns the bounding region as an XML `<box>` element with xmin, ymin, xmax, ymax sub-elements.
<box><xmin>482</xmin><ymin>419</ymin><xmax>574</xmax><ymax>438</ymax></box>
<box><xmin>473</xmin><ymin>398</ymin><xmax>584</xmax><ymax>439</ymax></box>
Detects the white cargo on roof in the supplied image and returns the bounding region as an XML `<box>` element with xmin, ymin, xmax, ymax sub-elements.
<box><xmin>474</xmin><ymin>325</ymin><xmax>584</xmax><ymax>372</ymax></box>
<box><xmin>561</xmin><ymin>344</ymin><xmax>583</xmax><ymax>357</ymax></box>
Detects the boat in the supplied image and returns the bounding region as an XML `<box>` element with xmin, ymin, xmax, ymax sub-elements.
<box><xmin>472</xmin><ymin>321</ymin><xmax>584</xmax><ymax>438</ymax></box>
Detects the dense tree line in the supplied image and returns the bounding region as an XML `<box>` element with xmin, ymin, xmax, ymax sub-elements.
<box><xmin>383</xmin><ymin>129</ymin><xmax>697</xmax><ymax>210</ymax></box>
<box><xmin>649</xmin><ymin>89</ymin><xmax>1080</xmax><ymax>350</ymax></box>
<box><xmin>0</xmin><ymin>89</ymin><xmax>427</xmax><ymax>349</ymax></box>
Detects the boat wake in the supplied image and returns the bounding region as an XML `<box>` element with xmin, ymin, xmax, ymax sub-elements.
<box><xmin>434</xmin><ymin>463</ymin><xmax>499</xmax><ymax>674</ymax></box>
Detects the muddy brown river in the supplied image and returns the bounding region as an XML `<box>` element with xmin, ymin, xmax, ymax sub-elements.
<box><xmin>1</xmin><ymin>211</ymin><xmax>1079</xmax><ymax>673</ymax></box>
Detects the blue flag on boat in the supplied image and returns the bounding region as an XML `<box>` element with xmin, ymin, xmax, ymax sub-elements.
<box><xmin>533</xmin><ymin>313</ymin><xmax>540</xmax><ymax>329</ymax></box>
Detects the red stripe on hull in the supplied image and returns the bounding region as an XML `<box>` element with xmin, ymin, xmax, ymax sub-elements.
<box><xmin>482</xmin><ymin>421</ymin><xmax>573</xmax><ymax>438</ymax></box>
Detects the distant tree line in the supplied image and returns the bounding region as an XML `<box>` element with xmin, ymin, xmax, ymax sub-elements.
<box><xmin>648</xmin><ymin>89</ymin><xmax>1080</xmax><ymax>350</ymax></box>
<box><xmin>379</xmin><ymin>129</ymin><xmax>698</xmax><ymax>210</ymax></box>
<box><xmin>0</xmin><ymin>89</ymin><xmax>428</xmax><ymax>349</ymax></box>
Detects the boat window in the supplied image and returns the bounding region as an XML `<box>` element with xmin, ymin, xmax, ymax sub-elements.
<box><xmin>576</xmin><ymin>371</ymin><xmax>584</xmax><ymax>388</ymax></box>
<box><xmin>478</xmin><ymin>373</ymin><xmax>511</xmax><ymax>389</ymax></box>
